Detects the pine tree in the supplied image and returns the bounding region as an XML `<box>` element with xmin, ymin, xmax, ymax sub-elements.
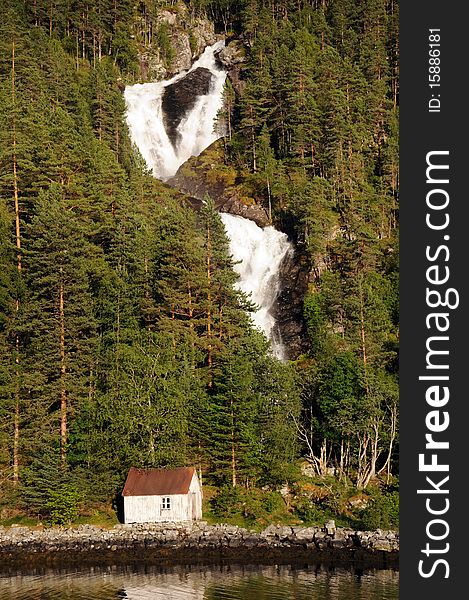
<box><xmin>24</xmin><ymin>185</ymin><xmax>97</xmax><ymax>464</ymax></box>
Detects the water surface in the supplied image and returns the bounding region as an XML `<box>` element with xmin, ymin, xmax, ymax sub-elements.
<box><xmin>0</xmin><ymin>564</ymin><xmax>399</xmax><ymax>599</ymax></box>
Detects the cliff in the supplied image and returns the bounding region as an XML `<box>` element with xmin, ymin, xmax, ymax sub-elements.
<box><xmin>137</xmin><ymin>2</ymin><xmax>220</xmax><ymax>81</ymax></box>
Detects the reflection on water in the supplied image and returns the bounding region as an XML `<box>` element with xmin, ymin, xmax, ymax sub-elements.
<box><xmin>0</xmin><ymin>564</ymin><xmax>399</xmax><ymax>600</ymax></box>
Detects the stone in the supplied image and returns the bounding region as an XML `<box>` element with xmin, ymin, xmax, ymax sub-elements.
<box><xmin>189</xmin><ymin>19</ymin><xmax>219</xmax><ymax>58</ymax></box>
<box><xmin>347</xmin><ymin>494</ymin><xmax>370</xmax><ymax>510</ymax></box>
<box><xmin>219</xmin><ymin>196</ymin><xmax>270</xmax><ymax>228</ymax></box>
<box><xmin>216</xmin><ymin>40</ymin><xmax>246</xmax><ymax>69</ymax></box>
<box><xmin>159</xmin><ymin>10</ymin><xmax>177</xmax><ymax>26</ymax></box>
<box><xmin>167</xmin><ymin>141</ymin><xmax>270</xmax><ymax>228</ymax></box>
<box><xmin>216</xmin><ymin>40</ymin><xmax>247</xmax><ymax>96</ymax></box>
<box><xmin>261</xmin><ymin>524</ymin><xmax>281</xmax><ymax>538</ymax></box>
<box><xmin>293</xmin><ymin>527</ymin><xmax>317</xmax><ymax>542</ymax></box>
<box><xmin>0</xmin><ymin>523</ymin><xmax>399</xmax><ymax>569</ymax></box>
<box><xmin>136</xmin><ymin>1</ymin><xmax>219</xmax><ymax>81</ymax></box>
<box><xmin>300</xmin><ymin>461</ymin><xmax>317</xmax><ymax>478</ymax></box>
<box><xmin>162</xmin><ymin>67</ymin><xmax>214</xmax><ymax>146</ymax></box>
<box><xmin>169</xmin><ymin>31</ymin><xmax>193</xmax><ymax>74</ymax></box>
<box><xmin>325</xmin><ymin>520</ymin><xmax>336</xmax><ymax>535</ymax></box>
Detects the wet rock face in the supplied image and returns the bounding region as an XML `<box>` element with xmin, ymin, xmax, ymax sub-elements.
<box><xmin>162</xmin><ymin>67</ymin><xmax>214</xmax><ymax>146</ymax></box>
<box><xmin>274</xmin><ymin>250</ymin><xmax>309</xmax><ymax>360</ymax></box>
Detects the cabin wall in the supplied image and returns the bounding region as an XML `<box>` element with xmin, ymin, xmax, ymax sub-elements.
<box><xmin>124</xmin><ymin>493</ymin><xmax>193</xmax><ymax>523</ymax></box>
<box><xmin>189</xmin><ymin>475</ymin><xmax>203</xmax><ymax>520</ymax></box>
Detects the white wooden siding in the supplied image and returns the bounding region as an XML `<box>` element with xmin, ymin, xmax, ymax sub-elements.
<box><xmin>189</xmin><ymin>473</ymin><xmax>203</xmax><ymax>520</ymax></box>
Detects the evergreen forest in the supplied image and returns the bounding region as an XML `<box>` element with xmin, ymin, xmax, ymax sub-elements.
<box><xmin>0</xmin><ymin>0</ymin><xmax>399</xmax><ymax>529</ymax></box>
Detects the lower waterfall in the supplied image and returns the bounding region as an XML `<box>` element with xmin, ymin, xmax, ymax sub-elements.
<box><xmin>220</xmin><ymin>213</ymin><xmax>292</xmax><ymax>359</ymax></box>
<box><xmin>124</xmin><ymin>42</ymin><xmax>292</xmax><ymax>358</ymax></box>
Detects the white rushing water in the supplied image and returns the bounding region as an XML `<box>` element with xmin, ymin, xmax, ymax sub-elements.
<box><xmin>221</xmin><ymin>213</ymin><xmax>292</xmax><ymax>359</ymax></box>
<box><xmin>124</xmin><ymin>42</ymin><xmax>292</xmax><ymax>358</ymax></box>
<box><xmin>124</xmin><ymin>41</ymin><xmax>227</xmax><ymax>180</ymax></box>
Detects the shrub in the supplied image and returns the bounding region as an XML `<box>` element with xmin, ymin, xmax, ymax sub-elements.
<box><xmin>189</xmin><ymin>31</ymin><xmax>198</xmax><ymax>56</ymax></box>
<box><xmin>210</xmin><ymin>485</ymin><xmax>244</xmax><ymax>518</ymax></box>
<box><xmin>211</xmin><ymin>487</ymin><xmax>288</xmax><ymax>524</ymax></box>
<box><xmin>156</xmin><ymin>23</ymin><xmax>175</xmax><ymax>68</ymax></box>
<box><xmin>360</xmin><ymin>490</ymin><xmax>399</xmax><ymax>530</ymax></box>
<box><xmin>46</xmin><ymin>484</ymin><xmax>82</xmax><ymax>526</ymax></box>
<box><xmin>261</xmin><ymin>491</ymin><xmax>284</xmax><ymax>514</ymax></box>
<box><xmin>293</xmin><ymin>496</ymin><xmax>326</xmax><ymax>524</ymax></box>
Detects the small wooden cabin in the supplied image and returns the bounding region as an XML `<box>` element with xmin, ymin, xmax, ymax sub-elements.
<box><xmin>122</xmin><ymin>466</ymin><xmax>202</xmax><ymax>524</ymax></box>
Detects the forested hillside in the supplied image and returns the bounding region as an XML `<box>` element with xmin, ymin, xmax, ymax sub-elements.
<box><xmin>0</xmin><ymin>0</ymin><xmax>398</xmax><ymax>529</ymax></box>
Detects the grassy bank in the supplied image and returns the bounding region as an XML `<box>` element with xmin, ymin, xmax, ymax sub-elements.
<box><xmin>1</xmin><ymin>475</ymin><xmax>398</xmax><ymax>533</ymax></box>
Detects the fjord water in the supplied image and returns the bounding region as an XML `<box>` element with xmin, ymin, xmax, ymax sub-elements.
<box><xmin>0</xmin><ymin>564</ymin><xmax>399</xmax><ymax>599</ymax></box>
<box><xmin>124</xmin><ymin>43</ymin><xmax>292</xmax><ymax>357</ymax></box>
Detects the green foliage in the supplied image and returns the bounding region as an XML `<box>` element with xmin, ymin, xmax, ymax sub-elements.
<box><xmin>210</xmin><ymin>485</ymin><xmax>287</xmax><ymax>525</ymax></box>
<box><xmin>46</xmin><ymin>484</ymin><xmax>83</xmax><ymax>526</ymax></box>
<box><xmin>210</xmin><ymin>484</ymin><xmax>244</xmax><ymax>518</ymax></box>
<box><xmin>292</xmin><ymin>496</ymin><xmax>326</xmax><ymax>525</ymax></box>
<box><xmin>360</xmin><ymin>488</ymin><xmax>399</xmax><ymax>531</ymax></box>
<box><xmin>0</xmin><ymin>0</ymin><xmax>398</xmax><ymax>532</ymax></box>
<box><xmin>155</xmin><ymin>22</ymin><xmax>175</xmax><ymax>68</ymax></box>
<box><xmin>303</xmin><ymin>293</ymin><xmax>324</xmax><ymax>353</ymax></box>
<box><xmin>189</xmin><ymin>31</ymin><xmax>198</xmax><ymax>56</ymax></box>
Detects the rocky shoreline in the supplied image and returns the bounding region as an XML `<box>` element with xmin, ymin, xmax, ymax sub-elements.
<box><xmin>0</xmin><ymin>521</ymin><xmax>398</xmax><ymax>572</ymax></box>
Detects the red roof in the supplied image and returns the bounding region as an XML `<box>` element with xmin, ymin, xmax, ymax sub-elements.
<box><xmin>122</xmin><ymin>467</ymin><xmax>196</xmax><ymax>497</ymax></box>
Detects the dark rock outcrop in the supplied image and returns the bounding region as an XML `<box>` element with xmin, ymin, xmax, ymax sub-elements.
<box><xmin>218</xmin><ymin>196</ymin><xmax>270</xmax><ymax>227</ymax></box>
<box><xmin>167</xmin><ymin>141</ymin><xmax>270</xmax><ymax>228</ymax></box>
<box><xmin>274</xmin><ymin>250</ymin><xmax>310</xmax><ymax>359</ymax></box>
<box><xmin>0</xmin><ymin>522</ymin><xmax>399</xmax><ymax>571</ymax></box>
<box><xmin>162</xmin><ymin>67</ymin><xmax>214</xmax><ymax>146</ymax></box>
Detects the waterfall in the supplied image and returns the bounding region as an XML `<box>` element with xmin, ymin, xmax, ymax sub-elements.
<box><xmin>124</xmin><ymin>42</ymin><xmax>292</xmax><ymax>359</ymax></box>
<box><xmin>124</xmin><ymin>41</ymin><xmax>226</xmax><ymax>181</ymax></box>
<box><xmin>220</xmin><ymin>214</ymin><xmax>292</xmax><ymax>359</ymax></box>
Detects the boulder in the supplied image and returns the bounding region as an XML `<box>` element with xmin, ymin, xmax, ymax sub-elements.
<box><xmin>216</xmin><ymin>40</ymin><xmax>246</xmax><ymax>68</ymax></box>
<box><xmin>219</xmin><ymin>195</ymin><xmax>270</xmax><ymax>228</ymax></box>
<box><xmin>325</xmin><ymin>520</ymin><xmax>336</xmax><ymax>535</ymax></box>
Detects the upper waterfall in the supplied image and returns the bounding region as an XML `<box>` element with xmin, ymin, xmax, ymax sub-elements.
<box><xmin>124</xmin><ymin>41</ymin><xmax>226</xmax><ymax>180</ymax></box>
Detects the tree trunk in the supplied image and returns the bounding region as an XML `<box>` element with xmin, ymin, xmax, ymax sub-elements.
<box><xmin>187</xmin><ymin>283</ymin><xmax>196</xmax><ymax>369</ymax></box>
<box><xmin>206</xmin><ymin>222</ymin><xmax>213</xmax><ymax>386</ymax></box>
<box><xmin>59</xmin><ymin>273</ymin><xmax>67</xmax><ymax>463</ymax></box>
<box><xmin>230</xmin><ymin>400</ymin><xmax>236</xmax><ymax>487</ymax></box>
<box><xmin>378</xmin><ymin>402</ymin><xmax>397</xmax><ymax>484</ymax></box>
<box><xmin>267</xmin><ymin>177</ymin><xmax>272</xmax><ymax>222</ymax></box>
<box><xmin>12</xmin><ymin>41</ymin><xmax>21</xmax><ymax>486</ymax></box>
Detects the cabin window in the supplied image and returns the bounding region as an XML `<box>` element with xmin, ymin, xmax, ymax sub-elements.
<box><xmin>162</xmin><ymin>497</ymin><xmax>171</xmax><ymax>510</ymax></box>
